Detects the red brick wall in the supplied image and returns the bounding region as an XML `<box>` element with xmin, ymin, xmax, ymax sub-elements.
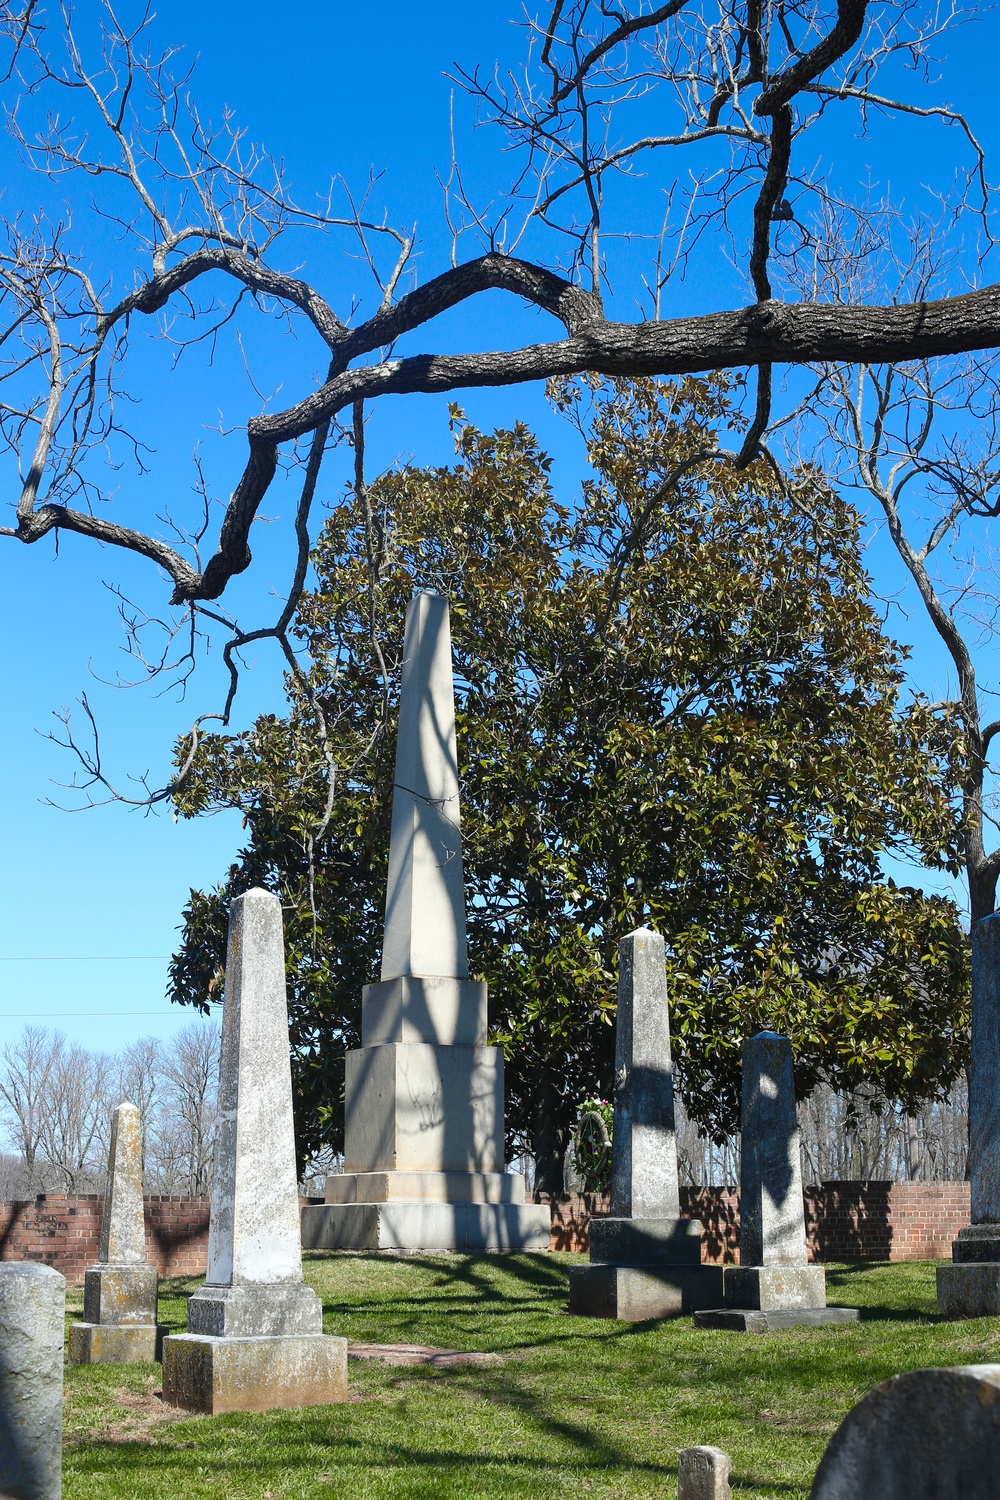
<box><xmin>0</xmin><ymin>1196</ymin><xmax>211</xmax><ymax>1284</ymax></box>
<box><xmin>537</xmin><ymin>1181</ymin><xmax>972</xmax><ymax>1262</ymax></box>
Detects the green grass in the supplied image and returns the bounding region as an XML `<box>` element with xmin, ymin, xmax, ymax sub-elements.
<box><xmin>60</xmin><ymin>1254</ymin><xmax>1000</xmax><ymax>1499</ymax></box>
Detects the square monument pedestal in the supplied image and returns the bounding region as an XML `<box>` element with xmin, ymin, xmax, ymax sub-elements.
<box><xmin>162</xmin><ymin>1332</ymin><xmax>348</xmax><ymax>1414</ymax></box>
<box><xmin>937</xmin><ymin>1226</ymin><xmax>1000</xmax><ymax>1317</ymax></box>
<box><xmin>302</xmin><ymin>1190</ymin><xmax>551</xmax><ymax>1252</ymax></box>
<box><xmin>693</xmin><ymin>1265</ymin><xmax>859</xmax><ymax>1331</ymax></box>
<box><xmin>68</xmin><ymin>1264</ymin><xmax>166</xmax><ymax>1366</ymax></box>
<box><xmin>568</xmin><ymin>1216</ymin><xmax>723</xmax><ymax>1320</ymax></box>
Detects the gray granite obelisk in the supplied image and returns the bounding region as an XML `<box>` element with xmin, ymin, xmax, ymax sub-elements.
<box><xmin>301</xmin><ymin>591</ymin><xmax>550</xmax><ymax>1253</ymax></box>
<box><xmin>695</xmin><ymin>1032</ymin><xmax>857</xmax><ymax>1331</ymax></box>
<box><xmin>568</xmin><ymin>927</ymin><xmax>722</xmax><ymax>1319</ymax></box>
<box><xmin>939</xmin><ymin>914</ymin><xmax>1000</xmax><ymax>1315</ymax></box>
<box><xmin>68</xmin><ymin>1101</ymin><xmax>165</xmax><ymax>1364</ymax></box>
<box><xmin>163</xmin><ymin>888</ymin><xmax>348</xmax><ymax>1413</ymax></box>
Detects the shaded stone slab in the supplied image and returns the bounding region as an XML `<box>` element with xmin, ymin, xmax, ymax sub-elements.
<box><xmin>0</xmin><ymin>1262</ymin><xmax>64</xmax><ymax>1500</ymax></box>
<box><xmin>724</xmin><ymin>1265</ymin><xmax>827</xmax><ymax>1311</ymax></box>
<box><xmin>162</xmin><ymin>1333</ymin><xmax>348</xmax><ymax>1415</ymax></box>
<box><xmin>937</xmin><ymin>1263</ymin><xmax>1000</xmax><ymax>1319</ymax></box>
<box><xmin>678</xmin><ymin>1446</ymin><xmax>733</xmax><ymax>1500</ymax></box>
<box><xmin>324</xmin><ymin>1170</ymin><xmax>525</xmax><ymax>1205</ymax></box>
<box><xmin>361</xmin><ymin>976</ymin><xmax>487</xmax><ymax>1046</ymax></box>
<box><xmin>588</xmin><ymin>1216</ymin><xmax>702</xmax><ymax>1267</ymax></box>
<box><xmin>740</xmin><ymin>1032</ymin><xmax>808</xmax><ymax>1266</ymax></box>
<box><xmin>67</xmin><ymin>1324</ymin><xmax>163</xmax><ymax>1365</ymax></box>
<box><xmin>809</xmin><ymin>1364</ymin><xmax>1000</xmax><ymax>1498</ymax></box>
<box><xmin>186</xmin><ymin>1281</ymin><xmax>322</xmax><ymax>1338</ymax></box>
<box><xmin>694</xmin><ymin>1307</ymin><xmax>860</xmax><ymax>1332</ymax></box>
<box><xmin>301</xmin><ymin>1200</ymin><xmax>551</xmax><ymax>1253</ymax></box>
<box><xmin>568</xmin><ymin>1263</ymin><xmax>723</xmax><ymax>1321</ymax></box>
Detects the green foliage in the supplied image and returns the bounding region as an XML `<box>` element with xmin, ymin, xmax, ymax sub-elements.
<box><xmin>170</xmin><ymin>376</ymin><xmax>969</xmax><ymax>1169</ymax></box>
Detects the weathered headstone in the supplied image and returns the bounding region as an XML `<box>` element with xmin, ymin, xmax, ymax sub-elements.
<box><xmin>568</xmin><ymin>927</ymin><xmax>722</xmax><ymax>1318</ymax></box>
<box><xmin>694</xmin><ymin>1032</ymin><xmax>858</xmax><ymax>1331</ymax></box>
<box><xmin>163</xmin><ymin>888</ymin><xmax>348</xmax><ymax>1413</ymax></box>
<box><xmin>301</xmin><ymin>592</ymin><xmax>550</xmax><ymax>1253</ymax></box>
<box><xmin>938</xmin><ymin>915</ymin><xmax>1000</xmax><ymax>1316</ymax></box>
<box><xmin>0</xmin><ymin>1262</ymin><xmax>64</xmax><ymax>1500</ymax></box>
<box><xmin>68</xmin><ymin>1101</ymin><xmax>165</xmax><ymax>1364</ymax></box>
<box><xmin>810</xmin><ymin>1364</ymin><xmax>1000</xmax><ymax>1498</ymax></box>
<box><xmin>678</xmin><ymin>1445</ymin><xmax>733</xmax><ymax>1500</ymax></box>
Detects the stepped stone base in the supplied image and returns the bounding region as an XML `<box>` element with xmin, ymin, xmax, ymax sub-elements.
<box><xmin>693</xmin><ymin>1306</ymin><xmax>859</xmax><ymax>1332</ymax></box>
<box><xmin>68</xmin><ymin>1321</ymin><xmax>165</xmax><ymax>1364</ymax></box>
<box><xmin>937</xmin><ymin>1262</ymin><xmax>1000</xmax><ymax>1317</ymax></box>
<box><xmin>186</xmin><ymin>1281</ymin><xmax>322</xmax><ymax>1337</ymax></box>
<box><xmin>162</xmin><ymin>1332</ymin><xmax>348</xmax><ymax>1414</ymax></box>
<box><xmin>568</xmin><ymin>1262</ymin><xmax>723</xmax><ymax>1321</ymax></box>
<box><xmin>725</xmin><ymin>1264</ymin><xmax>827</xmax><ymax>1311</ymax></box>
<box><xmin>589</xmin><ymin>1217</ymin><xmax>702</xmax><ymax>1267</ymax></box>
<box><xmin>325</xmin><ymin>1171</ymin><xmax>524</xmax><ymax>1205</ymax></box>
<box><xmin>301</xmin><ymin>1200</ymin><xmax>551</xmax><ymax>1253</ymax></box>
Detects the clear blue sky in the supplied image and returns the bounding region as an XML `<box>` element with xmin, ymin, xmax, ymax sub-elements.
<box><xmin>1</xmin><ymin>2</ymin><xmax>997</xmax><ymax>1055</ymax></box>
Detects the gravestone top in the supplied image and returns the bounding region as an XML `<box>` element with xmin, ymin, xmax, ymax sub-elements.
<box><xmin>608</xmin><ymin>926</ymin><xmax>680</xmax><ymax>1221</ymax></box>
<box><xmin>99</xmin><ymin>1101</ymin><xmax>145</xmax><ymax>1265</ymax></box>
<box><xmin>740</xmin><ymin>1031</ymin><xmax>808</xmax><ymax>1267</ymax></box>
<box><xmin>205</xmin><ymin>887</ymin><xmax>304</xmax><ymax>1288</ymax></box>
<box><xmin>0</xmin><ymin>1261</ymin><xmax>65</xmax><ymax>1500</ymax></box>
<box><xmin>810</xmin><ymin>1364</ymin><xmax>1000</xmax><ymax>1499</ymax></box>
<box><xmin>678</xmin><ymin>1445</ymin><xmax>733</xmax><ymax>1500</ymax></box>
<box><xmin>381</xmin><ymin>591</ymin><xmax>468</xmax><ymax>985</ymax></box>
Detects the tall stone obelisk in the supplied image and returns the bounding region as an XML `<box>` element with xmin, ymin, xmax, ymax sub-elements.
<box><xmin>163</xmin><ymin>889</ymin><xmax>348</xmax><ymax>1412</ymax></box>
<box><xmin>301</xmin><ymin>591</ymin><xmax>550</xmax><ymax>1252</ymax></box>
<box><xmin>568</xmin><ymin>928</ymin><xmax>722</xmax><ymax>1319</ymax></box>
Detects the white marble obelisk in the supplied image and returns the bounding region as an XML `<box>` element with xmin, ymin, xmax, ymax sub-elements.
<box><xmin>164</xmin><ymin>889</ymin><xmax>348</xmax><ymax>1413</ymax></box>
<box><xmin>302</xmin><ymin>591</ymin><xmax>550</xmax><ymax>1252</ymax></box>
<box><xmin>68</xmin><ymin>1101</ymin><xmax>164</xmax><ymax>1364</ymax></box>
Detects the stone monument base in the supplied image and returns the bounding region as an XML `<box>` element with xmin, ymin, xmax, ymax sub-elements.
<box><xmin>83</xmin><ymin>1263</ymin><xmax>158</xmax><ymax>1324</ymax></box>
<box><xmin>301</xmin><ymin>1199</ymin><xmax>551</xmax><ymax>1253</ymax></box>
<box><xmin>162</xmin><ymin>1332</ymin><xmax>348</xmax><ymax>1414</ymax></box>
<box><xmin>693</xmin><ymin>1306</ymin><xmax>860</xmax><ymax>1332</ymax></box>
<box><xmin>724</xmin><ymin>1264</ymin><xmax>828</xmax><ymax>1310</ymax></box>
<box><xmin>324</xmin><ymin>1170</ymin><xmax>525</xmax><ymax>1204</ymax></box>
<box><xmin>568</xmin><ymin>1262</ymin><xmax>723</xmax><ymax>1320</ymax></box>
<box><xmin>937</xmin><ymin>1226</ymin><xmax>1000</xmax><ymax>1317</ymax></box>
<box><xmin>68</xmin><ymin>1321</ymin><xmax>165</xmax><ymax>1364</ymax></box>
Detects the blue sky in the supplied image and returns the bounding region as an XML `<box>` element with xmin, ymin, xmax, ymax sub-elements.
<box><xmin>1</xmin><ymin>2</ymin><xmax>998</xmax><ymax>1055</ymax></box>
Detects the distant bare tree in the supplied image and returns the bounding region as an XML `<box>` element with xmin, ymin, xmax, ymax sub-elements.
<box><xmin>35</xmin><ymin>1038</ymin><xmax>113</xmax><ymax>1191</ymax></box>
<box><xmin>149</xmin><ymin>1022</ymin><xmax>219</xmax><ymax>1197</ymax></box>
<box><xmin>0</xmin><ymin>1026</ymin><xmax>60</xmax><ymax>1192</ymax></box>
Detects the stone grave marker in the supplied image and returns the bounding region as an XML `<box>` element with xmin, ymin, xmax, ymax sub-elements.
<box><xmin>0</xmin><ymin>1262</ymin><xmax>64</xmax><ymax>1499</ymax></box>
<box><xmin>678</xmin><ymin>1445</ymin><xmax>733</xmax><ymax>1500</ymax></box>
<box><xmin>694</xmin><ymin>1031</ymin><xmax>858</xmax><ymax>1331</ymax></box>
<box><xmin>810</xmin><ymin>1364</ymin><xmax>1000</xmax><ymax>1498</ymax></box>
<box><xmin>68</xmin><ymin>1100</ymin><xmax>165</xmax><ymax>1364</ymax></box>
<box><xmin>301</xmin><ymin>591</ymin><xmax>550</xmax><ymax>1253</ymax></box>
<box><xmin>162</xmin><ymin>887</ymin><xmax>348</xmax><ymax>1414</ymax></box>
<box><xmin>568</xmin><ymin>927</ymin><xmax>722</xmax><ymax>1318</ymax></box>
<box><xmin>938</xmin><ymin>914</ymin><xmax>1000</xmax><ymax>1315</ymax></box>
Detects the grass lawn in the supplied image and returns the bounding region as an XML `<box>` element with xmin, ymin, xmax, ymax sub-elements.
<box><xmin>61</xmin><ymin>1253</ymin><xmax>1000</xmax><ymax>1499</ymax></box>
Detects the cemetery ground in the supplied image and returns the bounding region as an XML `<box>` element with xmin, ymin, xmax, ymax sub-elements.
<box><xmin>56</xmin><ymin>1251</ymin><xmax>1000</xmax><ymax>1500</ymax></box>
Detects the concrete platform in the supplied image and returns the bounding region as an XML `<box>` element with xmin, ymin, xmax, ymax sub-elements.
<box><xmin>937</xmin><ymin>1262</ymin><xmax>1000</xmax><ymax>1318</ymax></box>
<box><xmin>162</xmin><ymin>1332</ymin><xmax>348</xmax><ymax>1414</ymax></box>
<box><xmin>301</xmin><ymin>1200</ymin><xmax>551</xmax><ymax>1253</ymax></box>
<box><xmin>68</xmin><ymin>1322</ymin><xmax>165</xmax><ymax>1364</ymax></box>
<box><xmin>693</xmin><ymin>1306</ymin><xmax>860</xmax><ymax>1332</ymax></box>
<box><xmin>568</xmin><ymin>1262</ymin><xmax>723</xmax><ymax>1321</ymax></box>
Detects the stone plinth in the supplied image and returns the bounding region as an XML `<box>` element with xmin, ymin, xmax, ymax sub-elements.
<box><xmin>164</xmin><ymin>889</ymin><xmax>348</xmax><ymax>1412</ymax></box>
<box><xmin>313</xmin><ymin>593</ymin><xmax>543</xmax><ymax>1253</ymax></box>
<box><xmin>569</xmin><ymin>929</ymin><xmax>719</xmax><ymax>1320</ymax></box>
<box><xmin>69</xmin><ymin>1101</ymin><xmax>165</xmax><ymax>1365</ymax></box>
<box><xmin>938</xmin><ymin>914</ymin><xmax>1000</xmax><ymax>1317</ymax></box>
<box><xmin>0</xmin><ymin>1262</ymin><xmax>65</xmax><ymax>1500</ymax></box>
<box><xmin>810</xmin><ymin>1364</ymin><xmax>1000</xmax><ymax>1498</ymax></box>
<box><xmin>695</xmin><ymin>1033</ymin><xmax>855</xmax><ymax>1332</ymax></box>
